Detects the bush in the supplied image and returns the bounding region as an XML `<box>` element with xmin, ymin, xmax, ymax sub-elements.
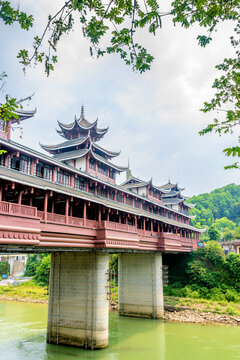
<box><xmin>34</xmin><ymin>255</ymin><xmax>51</xmax><ymax>286</ymax></box>
<box><xmin>0</xmin><ymin>261</ymin><xmax>10</xmax><ymax>275</ymax></box>
<box><xmin>24</xmin><ymin>254</ymin><xmax>41</xmax><ymax>276</ymax></box>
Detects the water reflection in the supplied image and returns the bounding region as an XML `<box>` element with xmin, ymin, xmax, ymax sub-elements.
<box><xmin>0</xmin><ymin>302</ymin><xmax>240</xmax><ymax>360</ymax></box>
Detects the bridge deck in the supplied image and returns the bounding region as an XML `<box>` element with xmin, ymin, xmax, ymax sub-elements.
<box><xmin>0</xmin><ymin>200</ymin><xmax>195</xmax><ymax>253</ymax></box>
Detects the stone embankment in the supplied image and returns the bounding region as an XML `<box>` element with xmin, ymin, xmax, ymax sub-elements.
<box><xmin>164</xmin><ymin>306</ymin><xmax>240</xmax><ymax>326</ymax></box>
<box><xmin>111</xmin><ymin>302</ymin><xmax>240</xmax><ymax>326</ymax></box>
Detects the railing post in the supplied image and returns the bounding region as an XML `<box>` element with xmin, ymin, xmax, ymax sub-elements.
<box><xmin>18</xmin><ymin>190</ymin><xmax>22</xmax><ymax>204</ymax></box>
<box><xmin>44</xmin><ymin>191</ymin><xmax>48</xmax><ymax>221</ymax></box>
<box><xmin>98</xmin><ymin>206</ymin><xmax>101</xmax><ymax>222</ymax></box>
<box><xmin>5</xmin><ymin>154</ymin><xmax>9</xmax><ymax>168</ymax></box>
<box><xmin>65</xmin><ymin>196</ymin><xmax>69</xmax><ymax>224</ymax></box>
<box><xmin>83</xmin><ymin>200</ymin><xmax>86</xmax><ymax>226</ymax></box>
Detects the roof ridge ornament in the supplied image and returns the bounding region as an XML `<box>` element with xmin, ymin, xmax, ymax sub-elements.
<box><xmin>81</xmin><ymin>105</ymin><xmax>84</xmax><ymax>118</ymax></box>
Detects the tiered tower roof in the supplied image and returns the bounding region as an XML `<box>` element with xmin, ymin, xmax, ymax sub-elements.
<box><xmin>40</xmin><ymin>106</ymin><xmax>127</xmax><ymax>173</ymax></box>
<box><xmin>55</xmin><ymin>106</ymin><xmax>108</xmax><ymax>141</ymax></box>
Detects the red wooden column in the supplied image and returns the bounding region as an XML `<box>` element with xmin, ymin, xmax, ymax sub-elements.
<box><xmin>134</xmin><ymin>215</ymin><xmax>137</xmax><ymax>227</ymax></box>
<box><xmin>150</xmin><ymin>219</ymin><xmax>153</xmax><ymax>232</ymax></box>
<box><xmin>106</xmin><ymin>209</ymin><xmax>109</xmax><ymax>222</ymax></box>
<box><xmin>44</xmin><ymin>191</ymin><xmax>48</xmax><ymax>221</ymax></box>
<box><xmin>52</xmin><ymin>167</ymin><xmax>56</xmax><ymax>182</ymax></box>
<box><xmin>5</xmin><ymin>154</ymin><xmax>9</xmax><ymax>168</ymax></box>
<box><xmin>86</xmin><ymin>154</ymin><xmax>89</xmax><ymax>173</ymax></box>
<box><xmin>0</xmin><ymin>187</ymin><xmax>2</xmax><ymax>202</ymax></box>
<box><xmin>18</xmin><ymin>190</ymin><xmax>22</xmax><ymax>204</ymax></box>
<box><xmin>70</xmin><ymin>174</ymin><xmax>74</xmax><ymax>188</ymax></box>
<box><xmin>95</xmin><ymin>160</ymin><xmax>97</xmax><ymax>176</ymax></box>
<box><xmin>98</xmin><ymin>206</ymin><xmax>101</xmax><ymax>222</ymax></box>
<box><xmin>30</xmin><ymin>159</ymin><xmax>35</xmax><ymax>175</ymax></box>
<box><xmin>83</xmin><ymin>200</ymin><xmax>87</xmax><ymax>226</ymax></box>
<box><xmin>65</xmin><ymin>196</ymin><xmax>69</xmax><ymax>224</ymax></box>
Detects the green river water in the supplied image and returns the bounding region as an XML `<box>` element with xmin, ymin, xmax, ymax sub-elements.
<box><xmin>1</xmin><ymin>301</ymin><xmax>240</xmax><ymax>360</ymax></box>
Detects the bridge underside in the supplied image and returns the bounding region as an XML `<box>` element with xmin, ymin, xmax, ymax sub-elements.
<box><xmin>47</xmin><ymin>251</ymin><xmax>163</xmax><ymax>349</ymax></box>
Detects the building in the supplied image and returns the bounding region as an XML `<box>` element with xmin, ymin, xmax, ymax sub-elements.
<box><xmin>0</xmin><ymin>254</ymin><xmax>28</xmax><ymax>276</ymax></box>
<box><xmin>0</xmin><ymin>105</ymin><xmax>204</xmax><ymax>252</ymax></box>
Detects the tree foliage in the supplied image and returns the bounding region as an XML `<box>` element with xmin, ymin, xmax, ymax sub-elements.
<box><xmin>0</xmin><ymin>1</ymin><xmax>239</xmax><ymax>165</ymax></box>
<box><xmin>208</xmin><ymin>225</ymin><xmax>220</xmax><ymax>241</ymax></box>
<box><xmin>34</xmin><ymin>254</ymin><xmax>51</xmax><ymax>286</ymax></box>
<box><xmin>189</xmin><ymin>184</ymin><xmax>240</xmax><ymax>229</ymax></box>
<box><xmin>199</xmin><ymin>21</ymin><xmax>240</xmax><ymax>169</ymax></box>
<box><xmin>0</xmin><ymin>261</ymin><xmax>10</xmax><ymax>275</ymax></box>
<box><xmin>24</xmin><ymin>253</ymin><xmax>49</xmax><ymax>278</ymax></box>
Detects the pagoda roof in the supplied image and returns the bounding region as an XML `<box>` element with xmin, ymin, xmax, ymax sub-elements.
<box><xmin>40</xmin><ymin>136</ymin><xmax>88</xmax><ymax>152</ymax></box>
<box><xmin>184</xmin><ymin>202</ymin><xmax>195</xmax><ymax>208</ymax></box>
<box><xmin>53</xmin><ymin>148</ymin><xmax>89</xmax><ymax>161</ymax></box>
<box><xmin>51</xmin><ymin>144</ymin><xmax>127</xmax><ymax>172</ymax></box>
<box><xmin>40</xmin><ymin>134</ymin><xmax>121</xmax><ymax>160</ymax></box>
<box><xmin>162</xmin><ymin>189</ymin><xmax>181</xmax><ymax>198</ymax></box>
<box><xmin>158</xmin><ymin>180</ymin><xmax>185</xmax><ymax>191</ymax></box>
<box><xmin>91</xmin><ymin>150</ymin><xmax>128</xmax><ymax>172</ymax></box>
<box><xmin>122</xmin><ymin>180</ymin><xmax>150</xmax><ymax>189</ymax></box>
<box><xmin>122</xmin><ymin>177</ymin><xmax>171</xmax><ymax>194</ymax></box>
<box><xmin>57</xmin><ymin>106</ymin><xmax>108</xmax><ymax>140</ymax></box>
<box><xmin>121</xmin><ymin>175</ymin><xmax>143</xmax><ymax>186</ymax></box>
<box><xmin>91</xmin><ymin>142</ymin><xmax>120</xmax><ymax>158</ymax></box>
<box><xmin>162</xmin><ymin>197</ymin><xmax>184</xmax><ymax>205</ymax></box>
<box><xmin>11</xmin><ymin>108</ymin><xmax>37</xmax><ymax>123</ymax></box>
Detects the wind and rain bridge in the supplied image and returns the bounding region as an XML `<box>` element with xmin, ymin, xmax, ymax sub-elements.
<box><xmin>0</xmin><ymin>106</ymin><xmax>203</xmax><ymax>349</ymax></box>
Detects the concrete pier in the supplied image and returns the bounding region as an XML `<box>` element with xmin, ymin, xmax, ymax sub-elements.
<box><xmin>47</xmin><ymin>252</ymin><xmax>109</xmax><ymax>349</ymax></box>
<box><xmin>118</xmin><ymin>253</ymin><xmax>164</xmax><ymax>318</ymax></box>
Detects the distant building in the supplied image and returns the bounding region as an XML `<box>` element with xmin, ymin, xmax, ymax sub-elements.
<box><xmin>0</xmin><ymin>254</ymin><xmax>28</xmax><ymax>275</ymax></box>
<box><xmin>220</xmin><ymin>241</ymin><xmax>240</xmax><ymax>255</ymax></box>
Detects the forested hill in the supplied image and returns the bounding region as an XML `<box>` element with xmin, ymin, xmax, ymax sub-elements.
<box><xmin>188</xmin><ymin>184</ymin><xmax>240</xmax><ymax>228</ymax></box>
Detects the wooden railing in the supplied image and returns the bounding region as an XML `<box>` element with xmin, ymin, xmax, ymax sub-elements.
<box><xmin>100</xmin><ymin>221</ymin><xmax>136</xmax><ymax>233</ymax></box>
<box><xmin>0</xmin><ymin>201</ymin><xmax>38</xmax><ymax>217</ymax></box>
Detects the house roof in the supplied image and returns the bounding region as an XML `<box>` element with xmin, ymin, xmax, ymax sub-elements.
<box><xmin>57</xmin><ymin>106</ymin><xmax>108</xmax><ymax>139</ymax></box>
<box><xmin>40</xmin><ymin>136</ymin><xmax>89</xmax><ymax>152</ymax></box>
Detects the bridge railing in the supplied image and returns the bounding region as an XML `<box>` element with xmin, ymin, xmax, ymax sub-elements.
<box><xmin>99</xmin><ymin>221</ymin><xmax>137</xmax><ymax>233</ymax></box>
<box><xmin>0</xmin><ymin>201</ymin><xmax>38</xmax><ymax>217</ymax></box>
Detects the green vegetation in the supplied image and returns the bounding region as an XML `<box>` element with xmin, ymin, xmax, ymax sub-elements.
<box><xmin>0</xmin><ymin>261</ymin><xmax>9</xmax><ymax>276</ymax></box>
<box><xmin>164</xmin><ymin>296</ymin><xmax>240</xmax><ymax>317</ymax></box>
<box><xmin>165</xmin><ymin>242</ymin><xmax>240</xmax><ymax>304</ymax></box>
<box><xmin>188</xmin><ymin>184</ymin><xmax>240</xmax><ymax>241</ymax></box>
<box><xmin>0</xmin><ymin>280</ymin><xmax>48</xmax><ymax>302</ymax></box>
<box><xmin>24</xmin><ymin>253</ymin><xmax>50</xmax><ymax>286</ymax></box>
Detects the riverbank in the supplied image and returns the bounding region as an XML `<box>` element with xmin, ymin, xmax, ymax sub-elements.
<box><xmin>0</xmin><ymin>280</ymin><xmax>48</xmax><ymax>303</ymax></box>
<box><xmin>1</xmin><ymin>282</ymin><xmax>240</xmax><ymax>326</ymax></box>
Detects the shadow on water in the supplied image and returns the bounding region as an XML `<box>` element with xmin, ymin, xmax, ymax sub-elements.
<box><xmin>1</xmin><ymin>302</ymin><xmax>240</xmax><ymax>360</ymax></box>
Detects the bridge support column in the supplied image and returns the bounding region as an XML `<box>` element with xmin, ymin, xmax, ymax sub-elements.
<box><xmin>47</xmin><ymin>251</ymin><xmax>109</xmax><ymax>349</ymax></box>
<box><xmin>118</xmin><ymin>253</ymin><xmax>164</xmax><ymax>319</ymax></box>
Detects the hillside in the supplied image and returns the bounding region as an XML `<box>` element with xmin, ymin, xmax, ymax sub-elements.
<box><xmin>188</xmin><ymin>184</ymin><xmax>240</xmax><ymax>231</ymax></box>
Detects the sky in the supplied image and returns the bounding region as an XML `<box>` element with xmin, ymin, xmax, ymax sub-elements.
<box><xmin>0</xmin><ymin>0</ymin><xmax>239</xmax><ymax>196</ymax></box>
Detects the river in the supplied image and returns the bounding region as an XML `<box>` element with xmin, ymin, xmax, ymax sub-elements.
<box><xmin>1</xmin><ymin>301</ymin><xmax>240</xmax><ymax>360</ymax></box>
